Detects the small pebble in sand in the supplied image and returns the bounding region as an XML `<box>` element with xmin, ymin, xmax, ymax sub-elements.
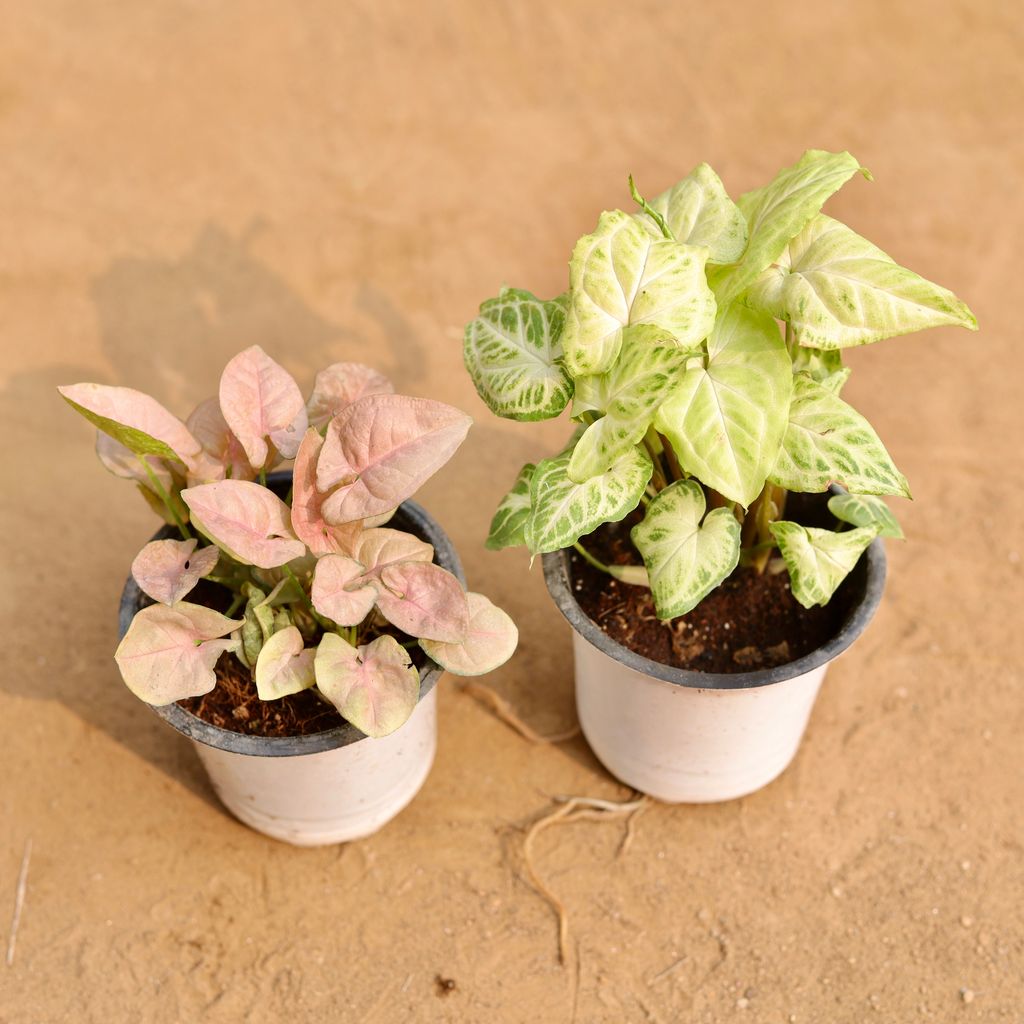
<box><xmin>736</xmin><ymin>997</ymin><xmax>749</xmax><ymax>1009</ymax></box>
<box><xmin>961</xmin><ymin>915</ymin><xmax>974</xmax><ymax>927</ymax></box>
<box><xmin>960</xmin><ymin>988</ymin><xmax>975</xmax><ymax>1004</ymax></box>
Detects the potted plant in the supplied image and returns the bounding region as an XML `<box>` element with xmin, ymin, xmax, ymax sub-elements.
<box><xmin>60</xmin><ymin>346</ymin><xmax>517</xmax><ymax>844</ymax></box>
<box><xmin>463</xmin><ymin>150</ymin><xmax>976</xmax><ymax>802</ymax></box>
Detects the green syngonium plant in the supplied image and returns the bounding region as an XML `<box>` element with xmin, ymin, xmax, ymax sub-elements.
<box><xmin>464</xmin><ymin>150</ymin><xmax>977</xmax><ymax>618</ymax></box>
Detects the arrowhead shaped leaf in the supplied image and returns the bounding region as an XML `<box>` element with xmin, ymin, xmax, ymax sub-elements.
<box><xmin>630</xmin><ymin>480</ymin><xmax>741</xmax><ymax>619</ymax></box>
<box><xmin>635</xmin><ymin>163</ymin><xmax>747</xmax><ymax>264</ymax></box>
<box><xmin>218</xmin><ymin>345</ymin><xmax>308</xmax><ymax>468</ymax></box>
<box><xmin>562</xmin><ymin>210</ymin><xmax>716</xmax><ymax>376</ymax></box>
<box><xmin>291</xmin><ymin>428</ymin><xmax>362</xmax><ymax>556</ymax></box>
<box><xmin>255</xmin><ymin>626</ymin><xmax>317</xmax><ymax>700</ymax></box>
<box><xmin>769</xmin><ymin>375</ymin><xmax>910</xmax><ymax>497</ymax></box>
<box><xmin>182</xmin><ymin>480</ymin><xmax>307</xmax><ymax>568</ymax></box>
<box><xmin>745</xmin><ymin>214</ymin><xmax>978</xmax><ymax>349</ymax></box>
<box><xmin>315</xmin><ymin>633</ymin><xmax>420</xmax><ymax>738</ymax></box>
<box><xmin>317</xmin><ymin>395</ymin><xmax>472</xmax><ymax>524</ymax></box>
<box><xmin>711</xmin><ymin>150</ymin><xmax>867</xmax><ymax>306</ymax></box>
<box><xmin>463</xmin><ymin>288</ymin><xmax>574</xmax><ymax>421</ymax></box>
<box><xmin>419</xmin><ymin>592</ymin><xmax>518</xmax><ymax>676</ymax></box>
<box><xmin>59</xmin><ymin>383</ymin><xmax>201</xmax><ymax>465</ymax></box>
<box><xmin>306</xmin><ymin>362</ymin><xmax>394</xmax><ymax>430</ymax></box>
<box><xmin>373</xmin><ymin>562</ymin><xmax>469</xmax><ymax>643</ymax></box>
<box><xmin>770</xmin><ymin>521</ymin><xmax>878</xmax><ymax>608</ymax></box>
<box><xmin>654</xmin><ymin>305</ymin><xmax>793</xmax><ymax>507</ymax></box>
<box><xmin>114</xmin><ymin>602</ymin><xmax>242</xmax><ymax>705</ymax></box>
<box><xmin>185</xmin><ymin>397</ymin><xmax>255</xmax><ymax>484</ymax></box>
<box><xmin>131</xmin><ymin>538</ymin><xmax>220</xmax><ymax>606</ymax></box>
<box><xmin>485</xmin><ymin>463</ymin><xmax>535</xmax><ymax>550</ymax></box>
<box><xmin>310</xmin><ymin>554</ymin><xmax>379</xmax><ymax>626</ymax></box>
<box><xmin>568</xmin><ymin>324</ymin><xmax>693</xmax><ymax>481</ymax></box>
<box><xmin>525</xmin><ymin>445</ymin><xmax>653</xmax><ymax>555</ymax></box>
<box><xmin>828</xmin><ymin>493</ymin><xmax>904</xmax><ymax>539</ymax></box>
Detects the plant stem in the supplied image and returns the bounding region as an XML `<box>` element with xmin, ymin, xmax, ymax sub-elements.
<box><xmin>660</xmin><ymin>433</ymin><xmax>685</xmax><ymax>484</ymax></box>
<box><xmin>226</xmin><ymin>593</ymin><xmax>245</xmax><ymax>616</ymax></box>
<box><xmin>628</xmin><ymin>175</ymin><xmax>673</xmax><ymax>240</ymax></box>
<box><xmin>138</xmin><ymin>457</ymin><xmax>192</xmax><ymax>540</ymax></box>
<box><xmin>573</xmin><ymin>542</ymin><xmax>649</xmax><ymax>586</ymax></box>
<box><xmin>259</xmin><ymin>467</ymin><xmax>268</xmax><ymax>487</ymax></box>
<box><xmin>281</xmin><ymin>563</ymin><xmax>335</xmax><ymax>632</ymax></box>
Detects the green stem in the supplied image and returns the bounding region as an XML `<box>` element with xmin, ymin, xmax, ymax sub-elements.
<box><xmin>226</xmin><ymin>593</ymin><xmax>245</xmax><ymax>616</ymax></box>
<box><xmin>573</xmin><ymin>542</ymin><xmax>649</xmax><ymax>586</ymax></box>
<box><xmin>259</xmin><ymin>467</ymin><xmax>268</xmax><ymax>487</ymax></box>
<box><xmin>628</xmin><ymin>175</ymin><xmax>673</xmax><ymax>240</ymax></box>
<box><xmin>281</xmin><ymin>564</ymin><xmax>335</xmax><ymax>633</ymax></box>
<box><xmin>138</xmin><ymin>458</ymin><xmax>192</xmax><ymax>540</ymax></box>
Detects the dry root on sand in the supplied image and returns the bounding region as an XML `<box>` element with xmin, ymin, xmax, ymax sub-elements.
<box><xmin>459</xmin><ymin>681</ymin><xmax>580</xmax><ymax>744</ymax></box>
<box><xmin>522</xmin><ymin>793</ymin><xmax>651</xmax><ymax>965</ymax></box>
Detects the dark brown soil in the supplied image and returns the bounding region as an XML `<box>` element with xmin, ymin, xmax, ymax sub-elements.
<box><xmin>572</xmin><ymin>505</ymin><xmax>847</xmax><ymax>674</ymax></box>
<box><xmin>180</xmin><ymin>653</ymin><xmax>347</xmax><ymax>736</ymax></box>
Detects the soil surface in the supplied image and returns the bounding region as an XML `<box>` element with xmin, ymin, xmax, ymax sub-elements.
<box><xmin>4</xmin><ymin>5</ymin><xmax>1022</xmax><ymax>1023</ymax></box>
<box><xmin>572</xmin><ymin>509</ymin><xmax>846</xmax><ymax>673</ymax></box>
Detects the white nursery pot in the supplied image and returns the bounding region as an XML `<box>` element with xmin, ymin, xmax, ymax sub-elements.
<box><xmin>543</xmin><ymin>537</ymin><xmax>886</xmax><ymax>803</ymax></box>
<box><xmin>119</xmin><ymin>496</ymin><xmax>462</xmax><ymax>846</ymax></box>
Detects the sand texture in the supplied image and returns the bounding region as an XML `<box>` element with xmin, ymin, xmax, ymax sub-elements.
<box><xmin>2</xmin><ymin>1</ymin><xmax>1021</xmax><ymax>1020</ymax></box>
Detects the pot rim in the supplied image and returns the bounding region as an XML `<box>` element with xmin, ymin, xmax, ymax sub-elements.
<box><xmin>118</xmin><ymin>492</ymin><xmax>464</xmax><ymax>757</ymax></box>
<box><xmin>542</xmin><ymin>514</ymin><xmax>886</xmax><ymax>692</ymax></box>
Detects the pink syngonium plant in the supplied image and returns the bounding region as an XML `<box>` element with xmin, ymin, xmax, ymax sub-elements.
<box><xmin>59</xmin><ymin>347</ymin><xmax>518</xmax><ymax>738</ymax></box>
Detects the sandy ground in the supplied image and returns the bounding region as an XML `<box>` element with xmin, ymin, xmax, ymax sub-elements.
<box><xmin>2</xmin><ymin>1</ymin><xmax>1022</xmax><ymax>1020</ymax></box>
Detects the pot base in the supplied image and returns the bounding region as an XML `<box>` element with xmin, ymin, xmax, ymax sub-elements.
<box><xmin>192</xmin><ymin>688</ymin><xmax>438</xmax><ymax>845</ymax></box>
<box><xmin>574</xmin><ymin>632</ymin><xmax>827</xmax><ymax>803</ymax></box>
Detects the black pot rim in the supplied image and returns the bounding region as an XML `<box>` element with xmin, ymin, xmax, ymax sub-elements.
<box><xmin>118</xmin><ymin>490</ymin><xmax>464</xmax><ymax>757</ymax></box>
<box><xmin>542</xmin><ymin>512</ymin><xmax>887</xmax><ymax>692</ymax></box>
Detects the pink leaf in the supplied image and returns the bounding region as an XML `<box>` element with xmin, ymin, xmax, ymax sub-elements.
<box><xmin>310</xmin><ymin>554</ymin><xmax>378</xmax><ymax>626</ymax></box>
<box><xmin>306</xmin><ymin>363</ymin><xmax>394</xmax><ymax>430</ymax></box>
<box><xmin>185</xmin><ymin>397</ymin><xmax>255</xmax><ymax>484</ymax></box>
<box><xmin>181</xmin><ymin>480</ymin><xmax>307</xmax><ymax>568</ymax></box>
<box><xmin>131</xmin><ymin>538</ymin><xmax>220</xmax><ymax>606</ymax></box>
<box><xmin>255</xmin><ymin>626</ymin><xmax>317</xmax><ymax>700</ymax></box>
<box><xmin>316</xmin><ymin>395</ymin><xmax>472</xmax><ymax>523</ymax></box>
<box><xmin>314</xmin><ymin>633</ymin><xmax>420</xmax><ymax>738</ymax></box>
<box><xmin>419</xmin><ymin>592</ymin><xmax>518</xmax><ymax>676</ymax></box>
<box><xmin>218</xmin><ymin>345</ymin><xmax>308</xmax><ymax>469</ymax></box>
<box><xmin>114</xmin><ymin>602</ymin><xmax>242</xmax><ymax>705</ymax></box>
<box><xmin>290</xmin><ymin>428</ymin><xmax>362</xmax><ymax>556</ymax></box>
<box><xmin>59</xmin><ymin>383</ymin><xmax>201</xmax><ymax>466</ymax></box>
<box><xmin>350</xmin><ymin>528</ymin><xmax>433</xmax><ymax>580</ymax></box>
<box><xmin>373</xmin><ymin>562</ymin><xmax>469</xmax><ymax>643</ymax></box>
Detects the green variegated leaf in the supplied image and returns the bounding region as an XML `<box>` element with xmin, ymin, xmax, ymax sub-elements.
<box><xmin>634</xmin><ymin>163</ymin><xmax>747</xmax><ymax>264</ymax></box>
<box><xmin>568</xmin><ymin>325</ymin><xmax>691</xmax><ymax>481</ymax></box>
<box><xmin>711</xmin><ymin>150</ymin><xmax>867</xmax><ymax>306</ymax></box>
<box><xmin>630</xmin><ymin>480</ymin><xmax>741</xmax><ymax>619</ymax></box>
<box><xmin>485</xmin><ymin>463</ymin><xmax>535</xmax><ymax>550</ymax></box>
<box><xmin>828</xmin><ymin>493</ymin><xmax>904</xmax><ymax>539</ymax></box>
<box><xmin>770</xmin><ymin>375</ymin><xmax>910</xmax><ymax>497</ymax></box>
<box><xmin>654</xmin><ymin>305</ymin><xmax>792</xmax><ymax>507</ymax></box>
<box><xmin>562</xmin><ymin>210</ymin><xmax>716</xmax><ymax>376</ymax></box>
<box><xmin>745</xmin><ymin>214</ymin><xmax>977</xmax><ymax>349</ymax></box>
<box><xmin>526</xmin><ymin>445</ymin><xmax>653</xmax><ymax>555</ymax></box>
<box><xmin>792</xmin><ymin>343</ymin><xmax>842</xmax><ymax>380</ymax></box>
<box><xmin>463</xmin><ymin>288</ymin><xmax>574</xmax><ymax>421</ymax></box>
<box><xmin>770</xmin><ymin>521</ymin><xmax>878</xmax><ymax>608</ymax></box>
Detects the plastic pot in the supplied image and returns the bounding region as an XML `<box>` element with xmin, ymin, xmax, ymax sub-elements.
<box><xmin>118</xmin><ymin>496</ymin><xmax>463</xmax><ymax>846</ymax></box>
<box><xmin>542</xmin><ymin>533</ymin><xmax>886</xmax><ymax>803</ymax></box>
